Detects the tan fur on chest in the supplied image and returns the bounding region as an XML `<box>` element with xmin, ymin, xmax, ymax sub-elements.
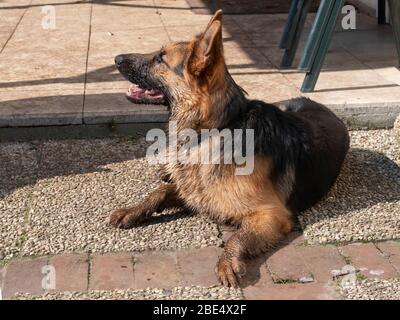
<box><xmin>166</xmin><ymin>157</ymin><xmax>286</xmax><ymax>224</ymax></box>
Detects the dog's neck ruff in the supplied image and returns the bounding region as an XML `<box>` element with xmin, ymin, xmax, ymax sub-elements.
<box><xmin>169</xmin><ymin>71</ymin><xmax>247</xmax><ymax>132</ymax></box>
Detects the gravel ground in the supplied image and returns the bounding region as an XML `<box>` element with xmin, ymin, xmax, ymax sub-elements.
<box><xmin>1</xmin><ymin>129</ymin><xmax>399</xmax><ymax>261</ymax></box>
<box><xmin>341</xmin><ymin>278</ymin><xmax>400</xmax><ymax>300</ymax></box>
<box><xmin>14</xmin><ymin>286</ymin><xmax>243</xmax><ymax>300</ymax></box>
<box><xmin>300</xmin><ymin>129</ymin><xmax>400</xmax><ymax>244</ymax></box>
<box><xmin>0</xmin><ymin>138</ymin><xmax>221</xmax><ymax>261</ymax></box>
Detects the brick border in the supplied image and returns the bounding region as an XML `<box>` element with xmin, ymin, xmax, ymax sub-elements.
<box><xmin>1</xmin><ymin>241</ymin><xmax>399</xmax><ymax>299</ymax></box>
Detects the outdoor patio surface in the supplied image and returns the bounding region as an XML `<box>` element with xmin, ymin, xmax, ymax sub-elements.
<box><xmin>1</xmin><ymin>0</ymin><xmax>400</xmax><ymax>301</ymax></box>
<box><xmin>0</xmin><ymin>129</ymin><xmax>399</xmax><ymax>299</ymax></box>
<box><xmin>0</xmin><ymin>0</ymin><xmax>400</xmax><ymax>128</ymax></box>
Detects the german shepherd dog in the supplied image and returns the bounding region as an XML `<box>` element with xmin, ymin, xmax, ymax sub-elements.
<box><xmin>111</xmin><ymin>10</ymin><xmax>349</xmax><ymax>287</ymax></box>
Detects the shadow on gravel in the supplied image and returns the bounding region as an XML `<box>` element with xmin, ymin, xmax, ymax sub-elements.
<box><xmin>299</xmin><ymin>148</ymin><xmax>400</xmax><ymax>225</ymax></box>
<box><xmin>0</xmin><ymin>136</ymin><xmax>151</xmax><ymax>199</ymax></box>
<box><xmin>239</xmin><ymin>147</ymin><xmax>400</xmax><ymax>288</ymax></box>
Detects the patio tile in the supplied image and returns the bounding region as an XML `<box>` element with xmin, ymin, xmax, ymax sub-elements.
<box><xmin>364</xmin><ymin>63</ymin><xmax>400</xmax><ymax>86</ymax></box>
<box><xmin>246</xmin><ymin>32</ymin><xmax>288</xmax><ymax>48</ymax></box>
<box><xmin>334</xmin><ymin>12</ymin><xmax>382</xmax><ymax>32</ymax></box>
<box><xmin>164</xmin><ymin>17</ymin><xmax>243</xmax><ymax>42</ymax></box>
<box><xmin>2</xmin><ymin>257</ymin><xmax>48</xmax><ymax>299</ymax></box>
<box><xmin>0</xmin><ymin>8</ymin><xmax>27</xmax><ymax>33</ymax></box>
<box><xmin>0</xmin><ymin>55</ymin><xmax>86</xmax><ymax>92</ymax></box>
<box><xmin>0</xmin><ymin>90</ymin><xmax>83</xmax><ymax>127</ymax></box>
<box><xmin>223</xmin><ymin>33</ymin><xmax>256</xmax><ymax>48</ymax></box>
<box><xmin>224</xmin><ymin>46</ymin><xmax>273</xmax><ymax>66</ymax></box>
<box><xmin>83</xmin><ymin>89</ymin><xmax>168</xmax><ymax>124</ymax></box>
<box><xmin>336</xmin><ymin>29</ymin><xmax>398</xmax><ymax>63</ymax></box>
<box><xmin>86</xmin><ymin>58</ymin><xmax>126</xmax><ymax>90</ymax></box>
<box><xmin>0</xmin><ymin>32</ymin><xmax>11</xmax><ymax>50</ymax></box>
<box><xmin>89</xmin><ymin>29</ymin><xmax>169</xmax><ymax>59</ymax></box>
<box><xmin>154</xmin><ymin>0</ymin><xmax>190</xmax><ymax>9</ymax></box>
<box><xmin>306</xmin><ymin>85</ymin><xmax>400</xmax><ymax>108</ymax></box>
<box><xmin>17</xmin><ymin>3</ymin><xmax>91</xmax><ymax>33</ymax></box>
<box><xmin>232</xmin><ymin>73</ymin><xmax>300</xmax><ymax>103</ymax></box>
<box><xmin>90</xmin><ymin>254</ymin><xmax>134</xmax><ymax>290</ymax></box>
<box><xmin>2</xmin><ymin>29</ymin><xmax>89</xmax><ymax>56</ymax></box>
<box><xmin>50</xmin><ymin>254</ymin><xmax>89</xmax><ymax>292</ymax></box>
<box><xmin>91</xmin><ymin>1</ymin><xmax>163</xmax><ymax>32</ymax></box>
<box><xmin>232</xmin><ymin>13</ymin><xmax>314</xmax><ymax>34</ymax></box>
<box><xmin>134</xmin><ymin>252</ymin><xmax>180</xmax><ymax>289</ymax></box>
<box><xmin>0</xmin><ymin>0</ymin><xmax>31</xmax><ymax>8</ymax></box>
<box><xmin>158</xmin><ymin>9</ymin><xmax>212</xmax><ymax>27</ymax></box>
<box><xmin>284</xmin><ymin>66</ymin><xmax>394</xmax><ymax>93</ymax></box>
<box><xmin>164</xmin><ymin>24</ymin><xmax>205</xmax><ymax>41</ymax></box>
<box><xmin>341</xmin><ymin>243</ymin><xmax>398</xmax><ymax>279</ymax></box>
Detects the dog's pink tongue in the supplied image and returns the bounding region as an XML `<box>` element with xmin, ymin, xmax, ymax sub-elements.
<box><xmin>127</xmin><ymin>84</ymin><xmax>145</xmax><ymax>98</ymax></box>
<box><xmin>127</xmin><ymin>84</ymin><xmax>164</xmax><ymax>100</ymax></box>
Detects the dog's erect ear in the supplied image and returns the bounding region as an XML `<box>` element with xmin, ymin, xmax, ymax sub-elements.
<box><xmin>205</xmin><ymin>9</ymin><xmax>223</xmax><ymax>30</ymax></box>
<box><xmin>189</xmin><ymin>15</ymin><xmax>223</xmax><ymax>76</ymax></box>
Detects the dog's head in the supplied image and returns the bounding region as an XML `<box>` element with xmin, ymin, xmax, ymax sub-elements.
<box><xmin>115</xmin><ymin>10</ymin><xmax>228</xmax><ymax>110</ymax></box>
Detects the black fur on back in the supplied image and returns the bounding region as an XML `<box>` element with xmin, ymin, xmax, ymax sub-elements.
<box><xmin>227</xmin><ymin>97</ymin><xmax>350</xmax><ymax>214</ymax></box>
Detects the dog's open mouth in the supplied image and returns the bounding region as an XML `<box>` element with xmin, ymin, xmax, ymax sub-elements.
<box><xmin>126</xmin><ymin>84</ymin><xmax>165</xmax><ymax>105</ymax></box>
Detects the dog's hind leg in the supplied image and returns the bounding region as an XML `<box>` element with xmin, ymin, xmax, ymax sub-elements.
<box><xmin>216</xmin><ymin>207</ymin><xmax>293</xmax><ymax>287</ymax></box>
<box><xmin>109</xmin><ymin>184</ymin><xmax>183</xmax><ymax>229</ymax></box>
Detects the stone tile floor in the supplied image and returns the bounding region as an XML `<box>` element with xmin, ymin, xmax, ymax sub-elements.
<box><xmin>0</xmin><ymin>0</ymin><xmax>400</xmax><ymax>128</ymax></box>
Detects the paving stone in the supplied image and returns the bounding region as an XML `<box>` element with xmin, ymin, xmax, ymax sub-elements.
<box><xmin>267</xmin><ymin>244</ymin><xmax>311</xmax><ymax>283</ymax></box>
<box><xmin>244</xmin><ymin>282</ymin><xmax>338</xmax><ymax>300</ymax></box>
<box><xmin>341</xmin><ymin>243</ymin><xmax>397</xmax><ymax>279</ymax></box>
<box><xmin>283</xmin><ymin>231</ymin><xmax>306</xmax><ymax>246</ymax></box>
<box><xmin>90</xmin><ymin>254</ymin><xmax>134</xmax><ymax>290</ymax></box>
<box><xmin>0</xmin><ymin>90</ymin><xmax>83</xmax><ymax>127</ymax></box>
<box><xmin>0</xmin><ymin>267</ymin><xmax>4</xmax><ymax>296</ymax></box>
<box><xmin>83</xmin><ymin>90</ymin><xmax>169</xmax><ymax>124</ymax></box>
<box><xmin>299</xmin><ymin>245</ymin><xmax>346</xmax><ymax>282</ymax></box>
<box><xmin>50</xmin><ymin>254</ymin><xmax>89</xmax><ymax>292</ymax></box>
<box><xmin>177</xmin><ymin>247</ymin><xmax>221</xmax><ymax>287</ymax></box>
<box><xmin>134</xmin><ymin>252</ymin><xmax>180</xmax><ymax>289</ymax></box>
<box><xmin>376</xmin><ymin>241</ymin><xmax>400</xmax><ymax>274</ymax></box>
<box><xmin>2</xmin><ymin>258</ymin><xmax>47</xmax><ymax>299</ymax></box>
<box><xmin>241</xmin><ymin>254</ymin><xmax>274</xmax><ymax>288</ymax></box>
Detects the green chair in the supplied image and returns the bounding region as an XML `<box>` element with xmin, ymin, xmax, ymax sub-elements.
<box><xmin>279</xmin><ymin>0</ymin><xmax>312</xmax><ymax>68</ymax></box>
<box><xmin>280</xmin><ymin>0</ymin><xmax>400</xmax><ymax>92</ymax></box>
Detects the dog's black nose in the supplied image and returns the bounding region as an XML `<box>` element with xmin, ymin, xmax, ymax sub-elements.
<box><xmin>115</xmin><ymin>55</ymin><xmax>124</xmax><ymax>66</ymax></box>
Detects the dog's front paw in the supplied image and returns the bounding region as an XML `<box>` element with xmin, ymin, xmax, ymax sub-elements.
<box><xmin>215</xmin><ymin>253</ymin><xmax>246</xmax><ymax>288</ymax></box>
<box><xmin>109</xmin><ymin>208</ymin><xmax>145</xmax><ymax>229</ymax></box>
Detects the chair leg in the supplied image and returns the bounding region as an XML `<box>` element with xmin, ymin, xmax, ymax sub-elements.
<box><xmin>378</xmin><ymin>0</ymin><xmax>386</xmax><ymax>25</ymax></box>
<box><xmin>280</xmin><ymin>0</ymin><xmax>312</xmax><ymax>68</ymax></box>
<box><xmin>388</xmin><ymin>0</ymin><xmax>400</xmax><ymax>67</ymax></box>
<box><xmin>299</xmin><ymin>0</ymin><xmax>335</xmax><ymax>71</ymax></box>
<box><xmin>301</xmin><ymin>0</ymin><xmax>344</xmax><ymax>93</ymax></box>
<box><xmin>280</xmin><ymin>0</ymin><xmax>301</xmax><ymax>49</ymax></box>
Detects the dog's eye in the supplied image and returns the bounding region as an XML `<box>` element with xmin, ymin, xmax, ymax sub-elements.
<box><xmin>155</xmin><ymin>52</ymin><xmax>165</xmax><ymax>64</ymax></box>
